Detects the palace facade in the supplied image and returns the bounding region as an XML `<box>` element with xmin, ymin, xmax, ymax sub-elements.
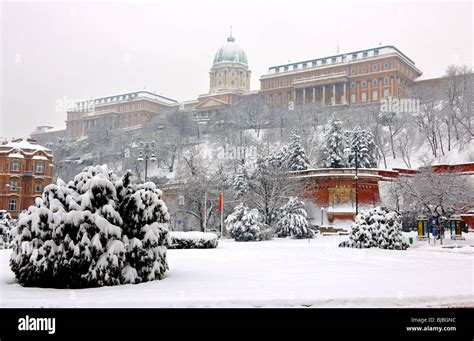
<box><xmin>33</xmin><ymin>36</ymin><xmax>425</xmax><ymax>142</ymax></box>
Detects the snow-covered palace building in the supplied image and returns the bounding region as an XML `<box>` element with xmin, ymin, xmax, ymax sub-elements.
<box><xmin>32</xmin><ymin>35</ymin><xmax>426</xmax><ymax>142</ymax></box>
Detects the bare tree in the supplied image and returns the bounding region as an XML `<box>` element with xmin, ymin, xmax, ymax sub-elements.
<box><xmin>393</xmin><ymin>166</ymin><xmax>474</xmax><ymax>242</ymax></box>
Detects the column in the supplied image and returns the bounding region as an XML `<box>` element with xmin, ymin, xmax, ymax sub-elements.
<box><xmin>343</xmin><ymin>83</ymin><xmax>347</xmax><ymax>104</ymax></box>
<box><xmin>368</xmin><ymin>80</ymin><xmax>372</xmax><ymax>102</ymax></box>
<box><xmin>312</xmin><ymin>87</ymin><xmax>316</xmax><ymax>102</ymax></box>
<box><xmin>302</xmin><ymin>88</ymin><xmax>306</xmax><ymax>104</ymax></box>
<box><xmin>332</xmin><ymin>84</ymin><xmax>336</xmax><ymax>105</ymax></box>
<box><xmin>322</xmin><ymin>86</ymin><xmax>326</xmax><ymax>107</ymax></box>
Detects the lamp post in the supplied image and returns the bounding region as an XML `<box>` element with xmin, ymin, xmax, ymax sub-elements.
<box><xmin>137</xmin><ymin>141</ymin><xmax>157</xmax><ymax>182</ymax></box>
<box><xmin>321</xmin><ymin>207</ymin><xmax>325</xmax><ymax>226</ymax></box>
<box><xmin>354</xmin><ymin>145</ymin><xmax>359</xmax><ymax>216</ymax></box>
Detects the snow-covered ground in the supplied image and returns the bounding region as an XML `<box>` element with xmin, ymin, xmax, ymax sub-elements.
<box><xmin>1</xmin><ymin>234</ymin><xmax>473</xmax><ymax>308</ymax></box>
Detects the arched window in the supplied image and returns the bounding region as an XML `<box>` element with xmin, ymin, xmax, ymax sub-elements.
<box><xmin>361</xmin><ymin>93</ymin><xmax>367</xmax><ymax>102</ymax></box>
<box><xmin>350</xmin><ymin>94</ymin><xmax>356</xmax><ymax>104</ymax></box>
<box><xmin>372</xmin><ymin>91</ymin><xmax>378</xmax><ymax>101</ymax></box>
<box><xmin>384</xmin><ymin>89</ymin><xmax>390</xmax><ymax>98</ymax></box>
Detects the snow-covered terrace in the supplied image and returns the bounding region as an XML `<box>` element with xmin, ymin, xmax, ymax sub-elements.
<box><xmin>290</xmin><ymin>168</ymin><xmax>399</xmax><ymax>181</ymax></box>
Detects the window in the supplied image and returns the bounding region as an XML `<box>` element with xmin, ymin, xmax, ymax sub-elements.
<box><xmin>361</xmin><ymin>93</ymin><xmax>367</xmax><ymax>102</ymax></box>
<box><xmin>350</xmin><ymin>94</ymin><xmax>356</xmax><ymax>104</ymax></box>
<box><xmin>331</xmin><ymin>57</ymin><xmax>337</xmax><ymax>63</ymax></box>
<box><xmin>35</xmin><ymin>162</ymin><xmax>44</xmax><ymax>173</ymax></box>
<box><xmin>352</xmin><ymin>53</ymin><xmax>358</xmax><ymax>59</ymax></box>
<box><xmin>372</xmin><ymin>91</ymin><xmax>378</xmax><ymax>101</ymax></box>
<box><xmin>384</xmin><ymin>77</ymin><xmax>389</xmax><ymax>85</ymax></box>
<box><xmin>372</xmin><ymin>79</ymin><xmax>378</xmax><ymax>86</ymax></box>
<box><xmin>8</xmin><ymin>199</ymin><xmax>17</xmax><ymax>211</ymax></box>
<box><xmin>374</xmin><ymin>49</ymin><xmax>379</xmax><ymax>56</ymax></box>
<box><xmin>218</xmin><ymin>80</ymin><xmax>222</xmax><ymax>86</ymax></box>
<box><xmin>363</xmin><ymin>52</ymin><xmax>368</xmax><ymax>58</ymax></box>
<box><xmin>372</xmin><ymin>64</ymin><xmax>378</xmax><ymax>71</ymax></box>
<box><xmin>9</xmin><ymin>181</ymin><xmax>18</xmax><ymax>191</ymax></box>
<box><xmin>231</xmin><ymin>80</ymin><xmax>235</xmax><ymax>86</ymax></box>
<box><xmin>351</xmin><ymin>82</ymin><xmax>356</xmax><ymax>89</ymax></box>
<box><xmin>384</xmin><ymin>89</ymin><xmax>390</xmax><ymax>98</ymax></box>
<box><xmin>361</xmin><ymin>66</ymin><xmax>366</xmax><ymax>73</ymax></box>
<box><xmin>10</xmin><ymin>160</ymin><xmax>20</xmax><ymax>172</ymax></box>
<box><xmin>384</xmin><ymin>62</ymin><xmax>390</xmax><ymax>70</ymax></box>
<box><xmin>350</xmin><ymin>68</ymin><xmax>356</xmax><ymax>75</ymax></box>
<box><xmin>302</xmin><ymin>63</ymin><xmax>307</xmax><ymax>69</ymax></box>
<box><xmin>293</xmin><ymin>64</ymin><xmax>298</xmax><ymax>70</ymax></box>
<box><xmin>35</xmin><ymin>183</ymin><xmax>42</xmax><ymax>193</ymax></box>
<box><xmin>361</xmin><ymin>81</ymin><xmax>367</xmax><ymax>88</ymax></box>
<box><xmin>284</xmin><ymin>66</ymin><xmax>289</xmax><ymax>72</ymax></box>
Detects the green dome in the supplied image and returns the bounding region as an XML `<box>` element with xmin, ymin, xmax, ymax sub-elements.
<box><xmin>213</xmin><ymin>36</ymin><xmax>248</xmax><ymax>66</ymax></box>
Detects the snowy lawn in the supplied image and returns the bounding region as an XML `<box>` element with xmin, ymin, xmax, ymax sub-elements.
<box><xmin>1</xmin><ymin>235</ymin><xmax>473</xmax><ymax>308</ymax></box>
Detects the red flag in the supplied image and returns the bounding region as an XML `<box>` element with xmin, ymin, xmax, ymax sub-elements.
<box><xmin>218</xmin><ymin>192</ymin><xmax>223</xmax><ymax>212</ymax></box>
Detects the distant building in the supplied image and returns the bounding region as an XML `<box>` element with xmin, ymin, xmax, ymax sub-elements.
<box><xmin>65</xmin><ymin>91</ymin><xmax>178</xmax><ymax>138</ymax></box>
<box><xmin>34</xmin><ymin>37</ymin><xmax>431</xmax><ymax>140</ymax></box>
<box><xmin>30</xmin><ymin>125</ymin><xmax>67</xmax><ymax>145</ymax></box>
<box><xmin>174</xmin><ymin>34</ymin><xmax>255</xmax><ymax>127</ymax></box>
<box><xmin>260</xmin><ymin>45</ymin><xmax>422</xmax><ymax>107</ymax></box>
<box><xmin>0</xmin><ymin>138</ymin><xmax>53</xmax><ymax>218</ymax></box>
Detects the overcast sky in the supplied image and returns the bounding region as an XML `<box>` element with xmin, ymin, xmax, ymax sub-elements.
<box><xmin>1</xmin><ymin>0</ymin><xmax>472</xmax><ymax>139</ymax></box>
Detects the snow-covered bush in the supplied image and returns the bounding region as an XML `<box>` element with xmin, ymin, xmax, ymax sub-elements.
<box><xmin>348</xmin><ymin>207</ymin><xmax>408</xmax><ymax>250</ymax></box>
<box><xmin>9</xmin><ymin>165</ymin><xmax>170</xmax><ymax>288</ymax></box>
<box><xmin>276</xmin><ymin>197</ymin><xmax>314</xmax><ymax>239</ymax></box>
<box><xmin>225</xmin><ymin>203</ymin><xmax>263</xmax><ymax>241</ymax></box>
<box><xmin>168</xmin><ymin>231</ymin><xmax>219</xmax><ymax>249</ymax></box>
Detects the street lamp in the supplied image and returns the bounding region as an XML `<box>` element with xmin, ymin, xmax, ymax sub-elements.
<box><xmin>321</xmin><ymin>207</ymin><xmax>325</xmax><ymax>226</ymax></box>
<box><xmin>354</xmin><ymin>145</ymin><xmax>359</xmax><ymax>216</ymax></box>
<box><xmin>137</xmin><ymin>141</ymin><xmax>157</xmax><ymax>182</ymax></box>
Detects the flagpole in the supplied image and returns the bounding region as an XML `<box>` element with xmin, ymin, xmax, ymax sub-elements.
<box><xmin>219</xmin><ymin>192</ymin><xmax>224</xmax><ymax>238</ymax></box>
<box><xmin>203</xmin><ymin>191</ymin><xmax>207</xmax><ymax>233</ymax></box>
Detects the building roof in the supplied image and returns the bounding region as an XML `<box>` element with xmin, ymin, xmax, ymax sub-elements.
<box><xmin>213</xmin><ymin>35</ymin><xmax>248</xmax><ymax>66</ymax></box>
<box><xmin>264</xmin><ymin>45</ymin><xmax>421</xmax><ymax>77</ymax></box>
<box><xmin>1</xmin><ymin>139</ymin><xmax>51</xmax><ymax>152</ymax></box>
<box><xmin>70</xmin><ymin>90</ymin><xmax>178</xmax><ymax>111</ymax></box>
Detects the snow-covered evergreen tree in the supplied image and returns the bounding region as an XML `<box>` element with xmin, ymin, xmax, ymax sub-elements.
<box><xmin>9</xmin><ymin>165</ymin><xmax>170</xmax><ymax>288</ymax></box>
<box><xmin>276</xmin><ymin>197</ymin><xmax>313</xmax><ymax>238</ymax></box>
<box><xmin>231</xmin><ymin>161</ymin><xmax>251</xmax><ymax>199</ymax></box>
<box><xmin>285</xmin><ymin>133</ymin><xmax>310</xmax><ymax>171</ymax></box>
<box><xmin>349</xmin><ymin>207</ymin><xmax>408</xmax><ymax>250</ymax></box>
<box><xmin>266</xmin><ymin>145</ymin><xmax>289</xmax><ymax>169</ymax></box>
<box><xmin>318</xmin><ymin>114</ymin><xmax>348</xmax><ymax>168</ymax></box>
<box><xmin>225</xmin><ymin>203</ymin><xmax>263</xmax><ymax>241</ymax></box>
<box><xmin>346</xmin><ymin>126</ymin><xmax>378</xmax><ymax>168</ymax></box>
<box><xmin>0</xmin><ymin>211</ymin><xmax>15</xmax><ymax>249</ymax></box>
